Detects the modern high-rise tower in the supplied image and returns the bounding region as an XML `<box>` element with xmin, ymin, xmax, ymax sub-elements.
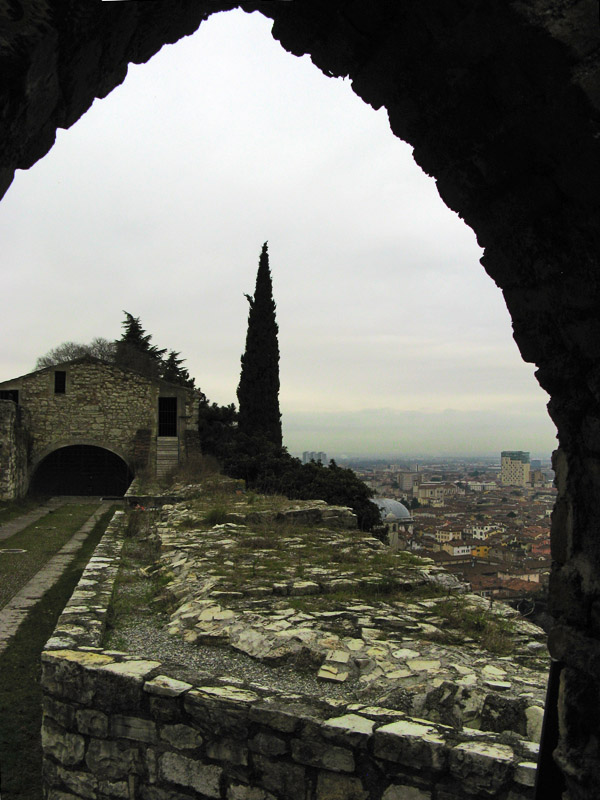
<box><xmin>500</xmin><ymin>451</ymin><xmax>530</xmax><ymax>486</ymax></box>
<box><xmin>302</xmin><ymin>451</ymin><xmax>327</xmax><ymax>464</ymax></box>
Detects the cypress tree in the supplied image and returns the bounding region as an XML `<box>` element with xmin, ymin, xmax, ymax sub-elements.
<box><xmin>237</xmin><ymin>242</ymin><xmax>282</xmax><ymax>448</ymax></box>
<box><xmin>115</xmin><ymin>311</ymin><xmax>166</xmax><ymax>378</ymax></box>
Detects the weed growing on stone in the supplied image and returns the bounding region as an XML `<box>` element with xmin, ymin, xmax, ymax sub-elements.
<box><xmin>186</xmin><ymin>489</ymin><xmax>294</xmax><ymax>518</ymax></box>
<box><xmin>162</xmin><ymin>452</ymin><xmax>220</xmax><ymax>488</ymax></box>
<box><xmin>104</xmin><ymin>511</ymin><xmax>172</xmax><ymax>644</ymax></box>
<box><xmin>285</xmin><ymin>581</ymin><xmax>448</xmax><ymax>616</ymax></box>
<box><xmin>432</xmin><ymin>597</ymin><xmax>516</xmax><ymax>655</ymax></box>
<box><xmin>203</xmin><ymin>506</ymin><xmax>229</xmax><ymax>526</ymax></box>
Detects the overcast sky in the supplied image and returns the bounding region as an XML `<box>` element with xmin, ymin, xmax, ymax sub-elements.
<box><xmin>0</xmin><ymin>9</ymin><xmax>557</xmax><ymax>459</ymax></box>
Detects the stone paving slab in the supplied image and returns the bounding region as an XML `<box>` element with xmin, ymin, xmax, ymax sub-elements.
<box><xmin>0</xmin><ymin>501</ymin><xmax>110</xmax><ymax>656</ymax></box>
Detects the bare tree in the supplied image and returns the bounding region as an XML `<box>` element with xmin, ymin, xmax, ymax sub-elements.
<box><xmin>35</xmin><ymin>337</ymin><xmax>116</xmax><ymax>369</ymax></box>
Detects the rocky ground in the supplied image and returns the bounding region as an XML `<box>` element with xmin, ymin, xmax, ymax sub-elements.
<box><xmin>109</xmin><ymin>478</ymin><xmax>549</xmax><ymax>741</ymax></box>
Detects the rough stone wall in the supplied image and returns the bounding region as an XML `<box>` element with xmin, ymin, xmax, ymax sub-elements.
<box><xmin>19</xmin><ymin>361</ymin><xmax>157</xmax><ymax>465</ymax></box>
<box><xmin>180</xmin><ymin>392</ymin><xmax>203</xmax><ymax>463</ymax></box>
<box><xmin>41</xmin><ymin>514</ymin><xmax>538</xmax><ymax>800</ymax></box>
<box><xmin>1</xmin><ymin>1</ymin><xmax>599</xmax><ymax>795</ymax></box>
<box><xmin>0</xmin><ymin>400</ymin><xmax>30</xmax><ymax>499</ymax></box>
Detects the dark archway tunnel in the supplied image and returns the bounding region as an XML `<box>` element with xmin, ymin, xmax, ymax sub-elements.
<box><xmin>0</xmin><ymin>1</ymin><xmax>599</xmax><ymax>798</ymax></box>
<box><xmin>29</xmin><ymin>445</ymin><xmax>133</xmax><ymax>497</ymax></box>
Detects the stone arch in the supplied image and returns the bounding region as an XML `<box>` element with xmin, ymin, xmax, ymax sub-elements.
<box><xmin>31</xmin><ymin>438</ymin><xmax>133</xmax><ymax>474</ymax></box>
<box><xmin>0</xmin><ymin>2</ymin><xmax>598</xmax><ymax>795</ymax></box>
<box><xmin>29</xmin><ymin>442</ymin><xmax>133</xmax><ymax>496</ymax></box>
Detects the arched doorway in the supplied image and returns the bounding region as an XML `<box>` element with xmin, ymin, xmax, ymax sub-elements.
<box><xmin>30</xmin><ymin>445</ymin><xmax>133</xmax><ymax>496</ymax></box>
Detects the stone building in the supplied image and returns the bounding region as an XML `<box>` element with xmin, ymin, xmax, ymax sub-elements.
<box><xmin>0</xmin><ymin>357</ymin><xmax>202</xmax><ymax>498</ymax></box>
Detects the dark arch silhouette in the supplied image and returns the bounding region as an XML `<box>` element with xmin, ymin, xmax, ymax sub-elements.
<box><xmin>0</xmin><ymin>3</ymin><xmax>598</xmax><ymax>796</ymax></box>
<box><xmin>29</xmin><ymin>445</ymin><xmax>133</xmax><ymax>497</ymax></box>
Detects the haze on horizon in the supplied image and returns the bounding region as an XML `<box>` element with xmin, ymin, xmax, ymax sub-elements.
<box><xmin>0</xmin><ymin>10</ymin><xmax>558</xmax><ymax>461</ymax></box>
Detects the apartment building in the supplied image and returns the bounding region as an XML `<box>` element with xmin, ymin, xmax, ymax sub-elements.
<box><xmin>500</xmin><ymin>451</ymin><xmax>531</xmax><ymax>486</ymax></box>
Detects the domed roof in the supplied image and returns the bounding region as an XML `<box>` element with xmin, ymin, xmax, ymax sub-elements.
<box><xmin>372</xmin><ymin>498</ymin><xmax>412</xmax><ymax>520</ymax></box>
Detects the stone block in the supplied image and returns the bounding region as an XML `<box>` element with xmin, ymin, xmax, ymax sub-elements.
<box><xmin>76</xmin><ymin>709</ymin><xmax>109</xmax><ymax>738</ymax></box>
<box><xmin>249</xmin><ymin>731</ymin><xmax>288</xmax><ymax>757</ymax></box>
<box><xmin>249</xmin><ymin>701</ymin><xmax>304</xmax><ymax>732</ymax></box>
<box><xmin>144</xmin><ymin>675</ymin><xmax>193</xmax><ymax>697</ymax></box>
<box><xmin>159</xmin><ymin>752</ymin><xmax>222</xmax><ymax>798</ymax></box>
<box><xmin>112</xmin><ymin>715</ymin><xmax>157</xmax><ymax>743</ymax></box>
<box><xmin>98</xmin><ymin>780</ymin><xmax>129</xmax><ymax>798</ymax></box>
<box><xmin>525</xmin><ymin>705</ymin><xmax>544</xmax><ymax>742</ymax></box>
<box><xmin>480</xmin><ymin>694</ymin><xmax>527</xmax><ymax>736</ymax></box>
<box><xmin>43</xmin><ymin>758</ymin><xmax>62</xmax><ymax>788</ymax></box>
<box><xmin>290</xmin><ymin>580</ymin><xmax>320</xmax><ymax>595</ymax></box>
<box><xmin>434</xmin><ymin>790</ymin><xmax>466</xmax><ymax>800</ymax></box>
<box><xmin>149</xmin><ymin>695</ymin><xmax>184</xmax><ymax>723</ymax></box>
<box><xmin>42</xmin><ymin>696</ymin><xmax>76</xmax><ymax>729</ymax></box>
<box><xmin>318</xmin><ymin>664</ymin><xmax>349</xmax><ymax>682</ymax></box>
<box><xmin>316</xmin><ymin>771</ymin><xmax>369</xmax><ymax>800</ymax></box>
<box><xmin>42</xmin><ymin>650</ymin><xmax>113</xmax><ymax>704</ymax></box>
<box><xmin>140</xmin><ymin>787</ymin><xmax>180</xmax><ymax>800</ymax></box>
<box><xmin>321</xmin><ymin>713</ymin><xmax>375</xmax><ymax>746</ymax></box>
<box><xmin>41</xmin><ymin>718</ymin><xmax>85</xmax><ymax>767</ymax></box>
<box><xmin>92</xmin><ymin>661</ymin><xmax>159</xmax><ymax>714</ymax></box>
<box><xmin>228</xmin><ymin>783</ymin><xmax>277</xmax><ymax>800</ymax></box>
<box><xmin>146</xmin><ymin>748</ymin><xmax>158</xmax><ymax>784</ymax></box>
<box><xmin>373</xmin><ymin>719</ymin><xmax>448</xmax><ymax>771</ymax></box>
<box><xmin>160</xmin><ymin>723</ymin><xmax>203</xmax><ymax>750</ymax></box>
<box><xmin>101</xmin><ymin>659</ymin><xmax>160</xmax><ymax>679</ymax></box>
<box><xmin>184</xmin><ymin>688</ymin><xmax>254</xmax><ymax>737</ymax></box>
<box><xmin>206</xmin><ymin>738</ymin><xmax>249</xmax><ymax>766</ymax></box>
<box><xmin>54</xmin><ymin>767</ymin><xmax>99</xmax><ymax>800</ymax></box>
<box><xmin>382</xmin><ymin>785</ymin><xmax>432</xmax><ymax>800</ymax></box>
<box><xmin>514</xmin><ymin>761</ymin><xmax>538</xmax><ymax>787</ymax></box>
<box><xmin>291</xmin><ymin>738</ymin><xmax>354</xmax><ymax>772</ymax></box>
<box><xmin>252</xmin><ymin>754</ymin><xmax>307</xmax><ymax>799</ymax></box>
<box><xmin>448</xmin><ymin>741</ymin><xmax>513</xmax><ymax>794</ymax></box>
<box><xmin>85</xmin><ymin>738</ymin><xmax>143</xmax><ymax>780</ymax></box>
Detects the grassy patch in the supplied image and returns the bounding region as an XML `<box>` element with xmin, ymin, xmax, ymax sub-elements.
<box><xmin>0</xmin><ymin>497</ymin><xmax>46</xmax><ymax>525</ymax></box>
<box><xmin>0</xmin><ymin>505</ymin><xmax>116</xmax><ymax>800</ymax></box>
<box><xmin>185</xmin><ymin>490</ymin><xmax>295</xmax><ymax>518</ymax></box>
<box><xmin>103</xmin><ymin>512</ymin><xmax>172</xmax><ymax>645</ymax></box>
<box><xmin>200</xmin><ymin>520</ymin><xmax>427</xmax><ymax>593</ymax></box>
<box><xmin>106</xmin><ymin>478</ymin><xmax>524</xmax><ymax>661</ymax></box>
<box><xmin>432</xmin><ymin>597</ymin><xmax>516</xmax><ymax>655</ymax></box>
<box><xmin>162</xmin><ymin>453</ymin><xmax>220</xmax><ymax>488</ymax></box>
<box><xmin>0</xmin><ymin>503</ymin><xmax>101</xmax><ymax>609</ymax></box>
<box><xmin>203</xmin><ymin>506</ymin><xmax>229</xmax><ymax>526</ymax></box>
<box><xmin>285</xmin><ymin>582</ymin><xmax>448</xmax><ymax>616</ymax></box>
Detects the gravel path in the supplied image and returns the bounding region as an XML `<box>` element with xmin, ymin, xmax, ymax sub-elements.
<box><xmin>111</xmin><ymin>615</ymin><xmax>365</xmax><ymax>704</ymax></box>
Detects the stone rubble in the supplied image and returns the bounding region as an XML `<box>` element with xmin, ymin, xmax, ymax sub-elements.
<box><xmin>130</xmin><ymin>499</ymin><xmax>551</xmax><ymax>739</ymax></box>
<box><xmin>41</xmin><ymin>502</ymin><xmax>544</xmax><ymax>799</ymax></box>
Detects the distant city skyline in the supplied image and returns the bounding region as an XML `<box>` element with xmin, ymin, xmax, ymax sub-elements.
<box><xmin>0</xmin><ymin>10</ymin><xmax>558</xmax><ymax>458</ymax></box>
